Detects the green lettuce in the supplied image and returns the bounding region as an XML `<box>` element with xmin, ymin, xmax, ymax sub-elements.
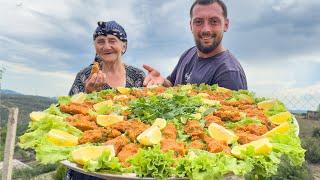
<box><xmin>58</xmin><ymin>96</ymin><xmax>71</xmax><ymax>105</ymax></box>
<box><xmin>19</xmin><ymin>114</ymin><xmax>82</xmax><ymax>149</ymax></box>
<box><xmin>84</xmin><ymin>150</ymin><xmax>123</xmax><ymax>173</ymax></box>
<box><xmin>35</xmin><ymin>138</ymin><xmax>78</xmax><ymax>164</ymax></box>
<box><xmin>225</xmin><ymin>117</ymin><xmax>262</xmax><ymax>129</ymax></box>
<box><xmin>44</xmin><ymin>104</ymin><xmax>70</xmax><ymax>118</ymax></box>
<box><xmin>243</xmin><ymin>148</ymin><xmax>281</xmax><ymax>179</ymax></box>
<box><xmin>175</xmin><ymin>150</ymin><xmax>252</xmax><ymax>180</ymax></box>
<box><xmin>128</xmin><ymin>146</ymin><xmax>175</xmax><ymax>180</ymax></box>
<box><xmin>269</xmin><ymin>132</ymin><xmax>306</xmax><ymax>166</ymax></box>
<box><xmin>265</xmin><ymin>100</ymin><xmax>287</xmax><ymax>116</ymax></box>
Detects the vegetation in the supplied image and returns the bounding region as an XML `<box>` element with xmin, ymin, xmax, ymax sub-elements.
<box><xmin>0</xmin><ymin>93</ymin><xmax>56</xmax><ymax>178</ymax></box>
<box><xmin>270</xmin><ymin>156</ymin><xmax>313</xmax><ymax>180</ymax></box>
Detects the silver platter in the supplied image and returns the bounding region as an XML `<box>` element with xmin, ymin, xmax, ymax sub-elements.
<box><xmin>60</xmin><ymin>160</ymin><xmax>242</xmax><ymax>180</ymax></box>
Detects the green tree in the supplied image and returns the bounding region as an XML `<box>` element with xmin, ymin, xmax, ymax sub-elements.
<box><xmin>317</xmin><ymin>104</ymin><xmax>320</xmax><ymax>120</ymax></box>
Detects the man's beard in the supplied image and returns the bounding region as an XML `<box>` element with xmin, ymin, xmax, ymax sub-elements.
<box><xmin>194</xmin><ymin>33</ymin><xmax>222</xmax><ymax>54</ymax></box>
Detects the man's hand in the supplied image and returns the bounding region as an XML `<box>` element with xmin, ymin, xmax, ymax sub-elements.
<box><xmin>85</xmin><ymin>71</ymin><xmax>107</xmax><ymax>93</ymax></box>
<box><xmin>143</xmin><ymin>64</ymin><xmax>165</xmax><ymax>87</ymax></box>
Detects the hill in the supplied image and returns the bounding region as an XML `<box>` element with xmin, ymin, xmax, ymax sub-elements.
<box><xmin>0</xmin><ymin>94</ymin><xmax>57</xmax><ymax>161</ymax></box>
<box><xmin>0</xmin><ymin>94</ymin><xmax>57</xmax><ymax>134</ymax></box>
<box><xmin>0</xmin><ymin>89</ymin><xmax>22</xmax><ymax>95</ymax></box>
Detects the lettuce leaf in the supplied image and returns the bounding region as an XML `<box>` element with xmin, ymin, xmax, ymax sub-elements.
<box><xmin>19</xmin><ymin>114</ymin><xmax>82</xmax><ymax>149</ymax></box>
<box><xmin>265</xmin><ymin>100</ymin><xmax>287</xmax><ymax>116</ymax></box>
<box><xmin>270</xmin><ymin>132</ymin><xmax>306</xmax><ymax>166</ymax></box>
<box><xmin>225</xmin><ymin>117</ymin><xmax>262</xmax><ymax>129</ymax></box>
<box><xmin>44</xmin><ymin>104</ymin><xmax>70</xmax><ymax>118</ymax></box>
<box><xmin>84</xmin><ymin>150</ymin><xmax>123</xmax><ymax>173</ymax></box>
<box><xmin>175</xmin><ymin>150</ymin><xmax>252</xmax><ymax>180</ymax></box>
<box><xmin>58</xmin><ymin>96</ymin><xmax>71</xmax><ymax>105</ymax></box>
<box><xmin>128</xmin><ymin>146</ymin><xmax>175</xmax><ymax>180</ymax></box>
<box><xmin>35</xmin><ymin>138</ymin><xmax>78</xmax><ymax>164</ymax></box>
<box><xmin>242</xmin><ymin>147</ymin><xmax>281</xmax><ymax>179</ymax></box>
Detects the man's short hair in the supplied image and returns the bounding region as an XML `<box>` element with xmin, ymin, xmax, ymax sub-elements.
<box><xmin>190</xmin><ymin>0</ymin><xmax>228</xmax><ymax>18</ymax></box>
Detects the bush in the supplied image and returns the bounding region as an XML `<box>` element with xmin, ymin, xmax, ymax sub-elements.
<box><xmin>302</xmin><ymin>137</ymin><xmax>320</xmax><ymax>163</ymax></box>
<box><xmin>4</xmin><ymin>163</ymin><xmax>57</xmax><ymax>179</ymax></box>
<box><xmin>54</xmin><ymin>164</ymin><xmax>68</xmax><ymax>180</ymax></box>
<box><xmin>312</xmin><ymin>127</ymin><xmax>320</xmax><ymax>138</ymax></box>
<box><xmin>270</xmin><ymin>155</ymin><xmax>314</xmax><ymax>180</ymax></box>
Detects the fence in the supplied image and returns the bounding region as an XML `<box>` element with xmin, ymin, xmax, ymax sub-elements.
<box><xmin>256</xmin><ymin>89</ymin><xmax>320</xmax><ymax>112</ymax></box>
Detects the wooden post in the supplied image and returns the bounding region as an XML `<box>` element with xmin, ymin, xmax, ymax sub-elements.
<box><xmin>2</xmin><ymin>107</ymin><xmax>19</xmax><ymax>180</ymax></box>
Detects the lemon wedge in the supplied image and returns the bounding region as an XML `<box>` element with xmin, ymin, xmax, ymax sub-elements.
<box><xmin>262</xmin><ymin>122</ymin><xmax>290</xmax><ymax>137</ymax></box>
<box><xmin>257</xmin><ymin>99</ymin><xmax>277</xmax><ymax>110</ymax></box>
<box><xmin>197</xmin><ymin>106</ymin><xmax>208</xmax><ymax>113</ymax></box>
<box><xmin>47</xmin><ymin>129</ymin><xmax>78</xmax><ymax>146</ymax></box>
<box><xmin>93</xmin><ymin>100</ymin><xmax>113</xmax><ymax>111</ymax></box>
<box><xmin>181</xmin><ymin>84</ymin><xmax>193</xmax><ymax>91</ymax></box>
<box><xmin>208</xmin><ymin>122</ymin><xmax>238</xmax><ymax>144</ymax></box>
<box><xmin>160</xmin><ymin>93</ymin><xmax>173</xmax><ymax>99</ymax></box>
<box><xmin>269</xmin><ymin>111</ymin><xmax>292</xmax><ymax>125</ymax></box>
<box><xmin>203</xmin><ymin>99</ymin><xmax>220</xmax><ymax>106</ymax></box>
<box><xmin>117</xmin><ymin>87</ymin><xmax>131</xmax><ymax>94</ymax></box>
<box><xmin>113</xmin><ymin>95</ymin><xmax>129</xmax><ymax>101</ymax></box>
<box><xmin>30</xmin><ymin>111</ymin><xmax>47</xmax><ymax>121</ymax></box>
<box><xmin>96</xmin><ymin>114</ymin><xmax>124</xmax><ymax>127</ymax></box>
<box><xmin>237</xmin><ymin>94</ymin><xmax>254</xmax><ymax>103</ymax></box>
<box><xmin>152</xmin><ymin>118</ymin><xmax>167</xmax><ymax>130</ymax></box>
<box><xmin>137</xmin><ymin>126</ymin><xmax>162</xmax><ymax>145</ymax></box>
<box><xmin>71</xmin><ymin>92</ymin><xmax>86</xmax><ymax>103</ymax></box>
<box><xmin>231</xmin><ymin>138</ymin><xmax>272</xmax><ymax>158</ymax></box>
<box><xmin>71</xmin><ymin>145</ymin><xmax>115</xmax><ymax>165</ymax></box>
<box><xmin>216</xmin><ymin>86</ymin><xmax>232</xmax><ymax>93</ymax></box>
<box><xmin>191</xmin><ymin>113</ymin><xmax>202</xmax><ymax>120</ymax></box>
<box><xmin>197</xmin><ymin>93</ymin><xmax>209</xmax><ymax>98</ymax></box>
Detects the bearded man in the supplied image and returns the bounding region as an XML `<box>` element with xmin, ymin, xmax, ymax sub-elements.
<box><xmin>143</xmin><ymin>0</ymin><xmax>247</xmax><ymax>90</ymax></box>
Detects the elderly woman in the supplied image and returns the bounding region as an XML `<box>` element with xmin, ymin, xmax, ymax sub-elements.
<box><xmin>69</xmin><ymin>20</ymin><xmax>145</xmax><ymax>96</ymax></box>
<box><xmin>65</xmin><ymin>21</ymin><xmax>145</xmax><ymax>180</ymax></box>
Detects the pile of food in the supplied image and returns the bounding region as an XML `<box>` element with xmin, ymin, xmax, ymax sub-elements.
<box><xmin>19</xmin><ymin>84</ymin><xmax>305</xmax><ymax>179</ymax></box>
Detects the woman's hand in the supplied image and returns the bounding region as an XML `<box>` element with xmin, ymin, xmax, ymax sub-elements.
<box><xmin>85</xmin><ymin>71</ymin><xmax>107</xmax><ymax>93</ymax></box>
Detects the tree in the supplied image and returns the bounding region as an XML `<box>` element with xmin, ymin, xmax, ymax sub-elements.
<box><xmin>317</xmin><ymin>104</ymin><xmax>320</xmax><ymax>120</ymax></box>
<box><xmin>0</xmin><ymin>66</ymin><xmax>5</xmax><ymax>89</ymax></box>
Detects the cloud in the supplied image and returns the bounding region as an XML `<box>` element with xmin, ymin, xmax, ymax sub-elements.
<box><xmin>224</xmin><ymin>0</ymin><xmax>320</xmax><ymax>64</ymax></box>
<box><xmin>0</xmin><ymin>60</ymin><xmax>74</xmax><ymax>97</ymax></box>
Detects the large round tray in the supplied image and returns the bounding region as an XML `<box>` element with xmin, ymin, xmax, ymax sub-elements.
<box><xmin>60</xmin><ymin>160</ymin><xmax>243</xmax><ymax>180</ymax></box>
<box><xmin>60</xmin><ymin>117</ymin><xmax>299</xmax><ymax>179</ymax></box>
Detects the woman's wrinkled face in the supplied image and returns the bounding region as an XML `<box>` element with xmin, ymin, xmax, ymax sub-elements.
<box><xmin>94</xmin><ymin>35</ymin><xmax>126</xmax><ymax>63</ymax></box>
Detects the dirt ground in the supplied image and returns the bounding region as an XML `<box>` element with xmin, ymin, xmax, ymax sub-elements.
<box><xmin>310</xmin><ymin>164</ymin><xmax>320</xmax><ymax>180</ymax></box>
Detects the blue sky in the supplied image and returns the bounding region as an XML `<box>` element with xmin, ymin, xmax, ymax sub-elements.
<box><xmin>0</xmin><ymin>0</ymin><xmax>319</xmax><ymax>110</ymax></box>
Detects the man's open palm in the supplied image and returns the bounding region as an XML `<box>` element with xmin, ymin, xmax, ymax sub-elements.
<box><xmin>143</xmin><ymin>64</ymin><xmax>165</xmax><ymax>86</ymax></box>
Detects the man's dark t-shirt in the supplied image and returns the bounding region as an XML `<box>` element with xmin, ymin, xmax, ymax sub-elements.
<box><xmin>167</xmin><ymin>47</ymin><xmax>247</xmax><ymax>90</ymax></box>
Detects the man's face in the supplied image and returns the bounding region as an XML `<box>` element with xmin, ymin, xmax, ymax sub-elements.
<box><xmin>190</xmin><ymin>3</ymin><xmax>229</xmax><ymax>54</ymax></box>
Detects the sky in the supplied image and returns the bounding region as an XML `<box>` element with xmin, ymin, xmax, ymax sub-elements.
<box><xmin>0</xmin><ymin>0</ymin><xmax>319</xmax><ymax>110</ymax></box>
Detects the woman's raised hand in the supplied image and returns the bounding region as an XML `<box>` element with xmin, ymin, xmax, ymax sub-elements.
<box><xmin>85</xmin><ymin>70</ymin><xmax>107</xmax><ymax>93</ymax></box>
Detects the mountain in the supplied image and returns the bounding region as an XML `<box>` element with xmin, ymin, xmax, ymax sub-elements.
<box><xmin>0</xmin><ymin>89</ymin><xmax>22</xmax><ymax>95</ymax></box>
<box><xmin>290</xmin><ymin>109</ymin><xmax>308</xmax><ymax>114</ymax></box>
<box><xmin>0</xmin><ymin>93</ymin><xmax>57</xmax><ymax>135</ymax></box>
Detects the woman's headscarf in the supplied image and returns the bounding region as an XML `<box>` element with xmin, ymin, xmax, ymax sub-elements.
<box><xmin>93</xmin><ymin>21</ymin><xmax>127</xmax><ymax>62</ymax></box>
<box><xmin>93</xmin><ymin>21</ymin><xmax>127</xmax><ymax>42</ymax></box>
